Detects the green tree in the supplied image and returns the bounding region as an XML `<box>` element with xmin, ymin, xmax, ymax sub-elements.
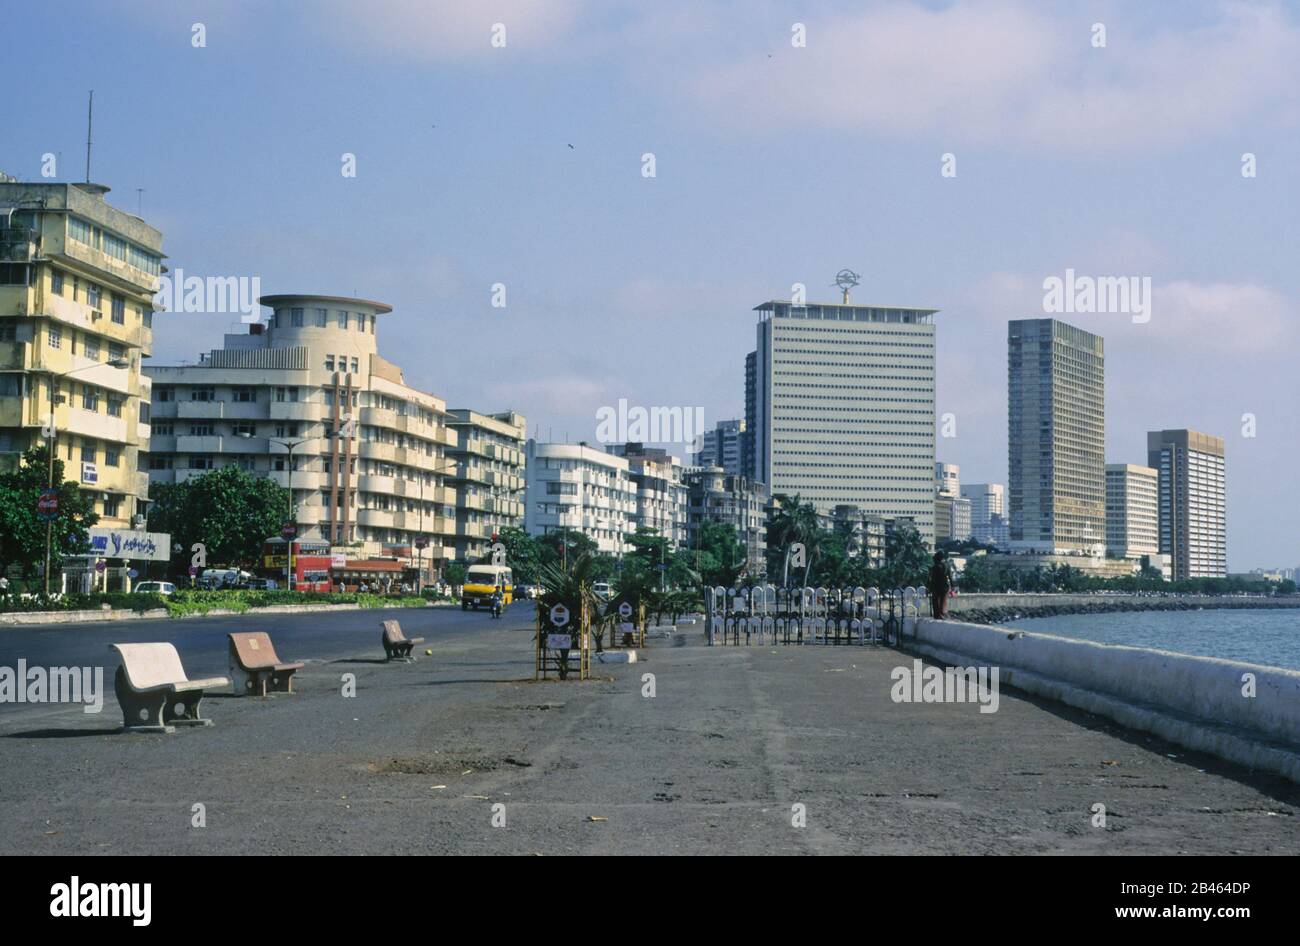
<box><xmin>495</xmin><ymin>526</ymin><xmax>542</xmax><ymax>583</ymax></box>
<box><xmin>881</xmin><ymin>524</ymin><xmax>929</xmax><ymax>589</ymax></box>
<box><xmin>147</xmin><ymin>466</ymin><xmax>288</xmax><ymax>570</ymax></box>
<box><xmin>694</xmin><ymin>520</ymin><xmax>747</xmax><ymax>587</ymax></box>
<box><xmin>767</xmin><ymin>493</ymin><xmax>821</xmax><ymax>585</ymax></box>
<box><xmin>0</xmin><ymin>444</ymin><xmax>99</xmax><ymax>584</ymax></box>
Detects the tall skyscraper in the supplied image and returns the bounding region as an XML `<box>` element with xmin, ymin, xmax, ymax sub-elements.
<box><xmin>0</xmin><ymin>177</ymin><xmax>164</xmax><ymax>529</ymax></box>
<box><xmin>1105</xmin><ymin>464</ymin><xmax>1159</xmax><ymax>561</ymax></box>
<box><xmin>693</xmin><ymin>419</ymin><xmax>744</xmax><ymax>475</ymax></box>
<box><xmin>961</xmin><ymin>482</ymin><xmax>1007</xmax><ymax>546</ymax></box>
<box><xmin>742</xmin><ymin>350</ymin><xmax>757</xmax><ymax>480</ymax></box>
<box><xmin>935</xmin><ymin>462</ymin><xmax>960</xmax><ymax>497</ymax></box>
<box><xmin>1147</xmin><ymin>429</ymin><xmax>1226</xmax><ymax>579</ymax></box>
<box><xmin>1007</xmin><ymin>319</ymin><xmax>1105</xmax><ymax>553</ymax></box>
<box><xmin>749</xmin><ymin>297</ymin><xmax>938</xmax><ymax>545</ymax></box>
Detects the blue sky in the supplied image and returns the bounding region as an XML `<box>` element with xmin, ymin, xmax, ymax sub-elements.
<box><xmin>4</xmin><ymin>0</ymin><xmax>1297</xmax><ymax>569</ymax></box>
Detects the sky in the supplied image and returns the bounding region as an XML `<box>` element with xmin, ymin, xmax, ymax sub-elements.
<box><xmin>3</xmin><ymin>0</ymin><xmax>1297</xmax><ymax>570</ymax></box>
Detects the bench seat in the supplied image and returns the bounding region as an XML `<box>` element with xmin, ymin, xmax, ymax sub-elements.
<box><xmin>228</xmin><ymin>631</ymin><xmax>305</xmax><ymax>697</ymax></box>
<box><xmin>381</xmin><ymin>620</ymin><xmax>425</xmax><ymax>662</ymax></box>
<box><xmin>109</xmin><ymin>642</ymin><xmax>229</xmax><ymax>733</ymax></box>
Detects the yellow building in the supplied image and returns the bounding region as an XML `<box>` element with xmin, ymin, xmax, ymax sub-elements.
<box><xmin>0</xmin><ymin>177</ymin><xmax>163</xmax><ymax>528</ymax></box>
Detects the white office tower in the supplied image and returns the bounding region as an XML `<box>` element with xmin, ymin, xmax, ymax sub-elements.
<box><xmin>748</xmin><ymin>298</ymin><xmax>938</xmax><ymax>546</ymax></box>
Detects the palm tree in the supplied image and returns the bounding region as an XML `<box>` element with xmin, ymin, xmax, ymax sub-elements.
<box><xmin>769</xmin><ymin>493</ymin><xmax>821</xmax><ymax>587</ymax></box>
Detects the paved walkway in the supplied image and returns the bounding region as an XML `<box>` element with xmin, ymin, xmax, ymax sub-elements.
<box><xmin>1</xmin><ymin>619</ymin><xmax>1296</xmax><ymax>854</ymax></box>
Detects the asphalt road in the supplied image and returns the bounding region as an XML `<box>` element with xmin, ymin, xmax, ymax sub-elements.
<box><xmin>0</xmin><ymin>603</ymin><xmax>513</xmax><ymax>717</ymax></box>
<box><xmin>2</xmin><ymin>609</ymin><xmax>1299</xmax><ymax>855</ymax></box>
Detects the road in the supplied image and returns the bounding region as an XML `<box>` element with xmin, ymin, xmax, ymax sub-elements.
<box><xmin>0</xmin><ymin>603</ymin><xmax>512</xmax><ymax>718</ymax></box>
<box><xmin>1</xmin><ymin>608</ymin><xmax>1298</xmax><ymax>854</ymax></box>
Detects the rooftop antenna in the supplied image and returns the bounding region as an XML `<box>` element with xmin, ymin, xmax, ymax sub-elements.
<box><xmin>833</xmin><ymin>268</ymin><xmax>861</xmax><ymax>304</ymax></box>
<box><xmin>84</xmin><ymin>91</ymin><xmax>94</xmax><ymax>183</ymax></box>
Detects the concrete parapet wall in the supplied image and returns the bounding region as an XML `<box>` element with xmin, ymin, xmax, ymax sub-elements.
<box><xmin>912</xmin><ymin>618</ymin><xmax>1300</xmax><ymax>783</ymax></box>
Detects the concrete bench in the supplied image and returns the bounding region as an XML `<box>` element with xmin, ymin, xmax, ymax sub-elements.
<box><xmin>228</xmin><ymin>631</ymin><xmax>304</xmax><ymax>697</ymax></box>
<box><xmin>109</xmin><ymin>642</ymin><xmax>230</xmax><ymax>733</ymax></box>
<box><xmin>381</xmin><ymin>620</ymin><xmax>424</xmax><ymax>662</ymax></box>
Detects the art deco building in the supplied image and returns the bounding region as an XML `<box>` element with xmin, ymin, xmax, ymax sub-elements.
<box><xmin>445</xmin><ymin>409</ymin><xmax>527</xmax><ymax>562</ymax></box>
<box><xmin>1147</xmin><ymin>429</ymin><xmax>1226</xmax><ymax>579</ymax></box>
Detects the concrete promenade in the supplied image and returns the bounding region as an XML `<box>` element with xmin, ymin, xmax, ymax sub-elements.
<box><xmin>1</xmin><ymin>609</ymin><xmax>1298</xmax><ymax>854</ymax></box>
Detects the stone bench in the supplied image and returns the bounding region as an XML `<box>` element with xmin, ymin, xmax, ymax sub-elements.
<box><xmin>381</xmin><ymin>620</ymin><xmax>425</xmax><ymax>662</ymax></box>
<box><xmin>109</xmin><ymin>642</ymin><xmax>229</xmax><ymax>734</ymax></box>
<box><xmin>228</xmin><ymin>631</ymin><xmax>304</xmax><ymax>697</ymax></box>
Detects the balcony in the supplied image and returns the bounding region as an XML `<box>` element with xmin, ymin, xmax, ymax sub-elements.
<box><xmin>176</xmin><ymin>400</ymin><xmax>225</xmax><ymax>419</ymax></box>
<box><xmin>268</xmin><ymin>469</ymin><xmax>325</xmax><ymax>491</ymax></box>
<box><xmin>268</xmin><ymin>400</ymin><xmax>322</xmax><ymax>422</ymax></box>
<box><xmin>176</xmin><ymin>435</ymin><xmax>225</xmax><ymax>453</ymax></box>
<box><xmin>359</xmin><ymin>406</ymin><xmax>397</xmax><ymax>428</ymax></box>
<box><xmin>357</xmin><ymin>508</ymin><xmax>405</xmax><ymax>530</ymax></box>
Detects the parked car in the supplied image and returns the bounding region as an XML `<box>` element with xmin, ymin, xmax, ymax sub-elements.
<box><xmin>134</xmin><ymin>581</ymin><xmax>176</xmax><ymax>596</ymax></box>
<box><xmin>592</xmin><ymin>581</ymin><xmax>613</xmax><ymax>601</ymax></box>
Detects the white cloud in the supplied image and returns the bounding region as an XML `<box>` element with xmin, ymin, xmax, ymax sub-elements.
<box><xmin>311</xmin><ymin>0</ymin><xmax>585</xmax><ymax>62</ymax></box>
<box><xmin>688</xmin><ymin>1</ymin><xmax>1300</xmax><ymax>151</ymax></box>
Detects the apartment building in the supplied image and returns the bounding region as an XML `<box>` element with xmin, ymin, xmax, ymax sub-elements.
<box><xmin>144</xmin><ymin>293</ymin><xmax>460</xmax><ymax>569</ymax></box>
<box><xmin>445</xmin><ymin>409</ymin><xmax>527</xmax><ymax>563</ymax></box>
<box><xmin>684</xmin><ymin>466</ymin><xmax>768</xmax><ymax>576</ymax></box>
<box><xmin>524</xmin><ymin>441</ymin><xmax>636</xmax><ymax>554</ymax></box>
<box><xmin>1147</xmin><ymin>429</ymin><xmax>1227</xmax><ymax>579</ymax></box>
<box><xmin>0</xmin><ymin>178</ymin><xmax>163</xmax><ymax>528</ymax></box>
<box><xmin>607</xmin><ymin>442</ymin><xmax>688</xmax><ymax>545</ymax></box>
<box><xmin>1105</xmin><ymin>463</ymin><xmax>1160</xmax><ymax>562</ymax></box>
<box><xmin>961</xmin><ymin>482</ymin><xmax>1007</xmax><ymax>546</ymax></box>
<box><xmin>693</xmin><ymin>419</ymin><xmax>745</xmax><ymax>476</ymax></box>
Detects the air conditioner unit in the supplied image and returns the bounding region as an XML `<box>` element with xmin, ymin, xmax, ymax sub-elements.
<box><xmin>90</xmin><ymin>310</ymin><xmax>103</xmax><ymax>320</ymax></box>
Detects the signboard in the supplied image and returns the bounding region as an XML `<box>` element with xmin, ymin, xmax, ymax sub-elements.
<box><xmin>281</xmin><ymin>521</ymin><xmax>297</xmax><ymax>539</ymax></box>
<box><xmin>546</xmin><ymin>634</ymin><xmax>572</xmax><ymax>650</ymax></box>
<box><xmin>549</xmin><ymin>603</ymin><xmax>570</xmax><ymax>628</ymax></box>
<box><xmin>81</xmin><ymin>462</ymin><xmax>98</xmax><ymax>485</ymax></box>
<box><xmin>127</xmin><ymin>569</ymin><xmax>139</xmax><ymax>578</ymax></box>
<box><xmin>88</xmin><ymin>528</ymin><xmax>171</xmax><ymax>562</ymax></box>
<box><xmin>330</xmin><ymin>553</ymin><xmax>347</xmax><ymax>568</ymax></box>
<box><xmin>36</xmin><ymin>488</ymin><xmax>58</xmax><ymax>522</ymax></box>
<box><xmin>94</xmin><ymin>560</ymin><xmax>106</xmax><ymax>573</ymax></box>
<box><xmin>414</xmin><ymin>537</ymin><xmax>429</xmax><ymax>550</ymax></box>
<box><xmin>618</xmin><ymin>601</ymin><xmax>633</xmax><ymax>620</ymax></box>
<box><xmin>188</xmin><ymin>565</ymin><xmax>198</xmax><ymax>577</ymax></box>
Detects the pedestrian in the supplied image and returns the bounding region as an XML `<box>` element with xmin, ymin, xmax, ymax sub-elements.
<box><xmin>928</xmin><ymin>551</ymin><xmax>952</xmax><ymax>619</ymax></box>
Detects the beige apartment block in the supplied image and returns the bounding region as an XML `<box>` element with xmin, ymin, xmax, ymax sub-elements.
<box><xmin>1105</xmin><ymin>463</ymin><xmax>1159</xmax><ymax>561</ymax></box>
<box><xmin>1147</xmin><ymin>428</ymin><xmax>1226</xmax><ymax>579</ymax></box>
<box><xmin>0</xmin><ymin>178</ymin><xmax>163</xmax><ymax>528</ymax></box>
<box><xmin>144</xmin><ymin>293</ymin><xmax>460</xmax><ymax>568</ymax></box>
<box><xmin>445</xmin><ymin>409</ymin><xmax>527</xmax><ymax>562</ymax></box>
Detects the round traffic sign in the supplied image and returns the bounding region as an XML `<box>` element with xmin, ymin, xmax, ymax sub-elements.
<box><xmin>618</xmin><ymin>601</ymin><xmax>633</xmax><ymax>619</ymax></box>
<box><xmin>549</xmin><ymin>603</ymin><xmax>570</xmax><ymax>628</ymax></box>
<box><xmin>36</xmin><ymin>488</ymin><xmax>59</xmax><ymax>521</ymax></box>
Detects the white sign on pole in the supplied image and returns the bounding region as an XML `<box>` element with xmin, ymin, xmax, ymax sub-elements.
<box><xmin>618</xmin><ymin>601</ymin><xmax>633</xmax><ymax>619</ymax></box>
<box><xmin>549</xmin><ymin>603</ymin><xmax>570</xmax><ymax>628</ymax></box>
<box><xmin>546</xmin><ymin>634</ymin><xmax>572</xmax><ymax>650</ymax></box>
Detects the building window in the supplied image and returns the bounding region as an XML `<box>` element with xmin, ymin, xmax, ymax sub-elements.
<box><xmin>111</xmin><ymin>296</ymin><xmax>125</xmax><ymax>324</ymax></box>
<box><xmin>107</xmin><ymin>395</ymin><xmax>123</xmax><ymax>418</ymax></box>
<box><xmin>291</xmin><ymin>308</ymin><xmax>304</xmax><ymax>327</ymax></box>
<box><xmin>350</xmin><ymin>357</ymin><xmax>359</xmax><ymax>373</ymax></box>
<box><xmin>51</xmin><ymin>270</ymin><xmax>64</xmax><ymax>296</ymax></box>
<box><xmin>155</xmin><ymin>386</ymin><xmax>174</xmax><ymax>402</ymax></box>
<box><xmin>337</xmin><ymin>310</ymin><xmax>349</xmax><ymax>329</ymax></box>
<box><xmin>152</xmin><ymin>421</ymin><xmax>172</xmax><ymax>435</ymax></box>
<box><xmin>189</xmin><ymin>423</ymin><xmax>214</xmax><ymax>436</ymax></box>
<box><xmin>315</xmin><ymin>308</ymin><xmax>327</xmax><ymax>327</ymax></box>
<box><xmin>233</xmin><ymin>386</ymin><xmax>256</xmax><ymax>402</ymax></box>
<box><xmin>103</xmin><ymin>495</ymin><xmax>121</xmax><ymax>518</ymax></box>
<box><xmin>105</xmin><ymin>447</ymin><xmax>121</xmax><ymax>467</ymax></box>
<box><xmin>188</xmin><ymin>456</ymin><xmax>214</xmax><ymax>470</ymax></box>
<box><xmin>190</xmin><ymin>387</ymin><xmax>215</xmax><ymax>401</ymax></box>
<box><xmin>325</xmin><ymin>355</ymin><xmax>335</xmax><ymax>371</ymax></box>
<box><xmin>358</xmin><ymin>313</ymin><xmax>367</xmax><ymax>332</ymax></box>
<box><xmin>233</xmin><ymin>422</ymin><xmax>256</xmax><ymax>437</ymax></box>
<box><xmin>103</xmin><ymin>232</ymin><xmax>127</xmax><ymax>262</ymax></box>
<box><xmin>81</xmin><ymin>441</ymin><xmax>96</xmax><ymax>464</ymax></box>
<box><xmin>148</xmin><ymin>456</ymin><xmax>173</xmax><ymax>470</ymax></box>
<box><xmin>47</xmin><ymin>327</ymin><xmax>61</xmax><ymax>349</ymax></box>
<box><xmin>139</xmin><ymin>402</ymin><xmax>151</xmax><ymax>424</ymax></box>
<box><xmin>82</xmin><ymin>387</ymin><xmax>99</xmax><ymax>411</ymax></box>
<box><xmin>87</xmin><ymin>283</ymin><xmax>102</xmax><ymax>310</ymax></box>
<box><xmin>275</xmin><ymin>386</ymin><xmax>298</xmax><ymax>402</ymax></box>
<box><xmin>83</xmin><ymin>336</ymin><xmax>100</xmax><ymax>360</ymax></box>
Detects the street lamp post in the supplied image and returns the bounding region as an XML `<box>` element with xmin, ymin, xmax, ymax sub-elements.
<box><xmin>239</xmin><ymin>432</ymin><xmax>309</xmax><ymax>591</ymax></box>
<box><xmin>42</xmin><ymin>358</ymin><xmax>129</xmax><ymax>595</ymax></box>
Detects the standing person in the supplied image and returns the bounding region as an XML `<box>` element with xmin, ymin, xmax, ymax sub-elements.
<box><xmin>928</xmin><ymin>551</ymin><xmax>952</xmax><ymax>619</ymax></box>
